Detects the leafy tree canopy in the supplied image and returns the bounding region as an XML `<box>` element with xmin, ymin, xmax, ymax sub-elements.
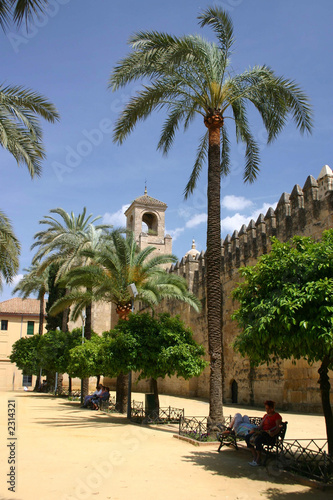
<box><xmin>37</xmin><ymin>328</ymin><xmax>84</xmax><ymax>374</ymax></box>
<box><xmin>232</xmin><ymin>230</ymin><xmax>333</xmax><ymax>368</ymax></box>
<box><xmin>232</xmin><ymin>229</ymin><xmax>333</xmax><ymax>454</ymax></box>
<box><xmin>67</xmin><ymin>333</ymin><xmax>104</xmax><ymax>380</ymax></box>
<box><xmin>9</xmin><ymin>334</ymin><xmax>41</xmax><ymax>375</ymax></box>
<box><xmin>103</xmin><ymin>312</ymin><xmax>207</xmax><ymax>381</ymax></box>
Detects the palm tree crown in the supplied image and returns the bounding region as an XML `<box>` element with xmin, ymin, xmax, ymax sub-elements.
<box><xmin>109</xmin><ymin>5</ymin><xmax>313</xmax><ymax>424</ymax></box>
<box><xmin>49</xmin><ymin>230</ymin><xmax>201</xmax><ymax>320</ymax></box>
<box><xmin>0</xmin><ymin>83</ymin><xmax>59</xmax><ymax>178</ymax></box>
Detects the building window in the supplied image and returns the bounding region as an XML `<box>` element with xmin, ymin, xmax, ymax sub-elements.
<box><xmin>27</xmin><ymin>321</ymin><xmax>34</xmax><ymax>335</ymax></box>
<box><xmin>1</xmin><ymin>320</ymin><xmax>8</xmax><ymax>330</ymax></box>
<box><xmin>23</xmin><ymin>375</ymin><xmax>32</xmax><ymax>386</ymax></box>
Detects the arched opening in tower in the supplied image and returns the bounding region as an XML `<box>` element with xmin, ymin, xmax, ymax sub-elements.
<box><xmin>142</xmin><ymin>212</ymin><xmax>158</xmax><ymax>235</ymax></box>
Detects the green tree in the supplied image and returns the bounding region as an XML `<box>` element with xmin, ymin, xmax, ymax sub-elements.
<box><xmin>37</xmin><ymin>328</ymin><xmax>83</xmax><ymax>376</ymax></box>
<box><xmin>0</xmin><ymin>0</ymin><xmax>50</xmax><ymax>30</ymax></box>
<box><xmin>67</xmin><ymin>334</ymin><xmax>104</xmax><ymax>381</ymax></box>
<box><xmin>105</xmin><ymin>313</ymin><xmax>207</xmax><ymax>409</ymax></box>
<box><xmin>232</xmin><ymin>230</ymin><xmax>333</xmax><ymax>455</ymax></box>
<box><xmin>109</xmin><ymin>6</ymin><xmax>313</xmax><ymax>424</ymax></box>
<box><xmin>0</xmin><ymin>210</ymin><xmax>20</xmax><ymax>290</ymax></box>
<box><xmin>9</xmin><ymin>334</ymin><xmax>41</xmax><ymax>378</ymax></box>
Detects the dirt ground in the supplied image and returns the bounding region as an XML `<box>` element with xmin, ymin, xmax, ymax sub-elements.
<box><xmin>0</xmin><ymin>390</ymin><xmax>332</xmax><ymax>500</ymax></box>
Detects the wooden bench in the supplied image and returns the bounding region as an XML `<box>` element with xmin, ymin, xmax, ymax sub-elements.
<box><xmin>217</xmin><ymin>417</ymin><xmax>288</xmax><ymax>464</ymax></box>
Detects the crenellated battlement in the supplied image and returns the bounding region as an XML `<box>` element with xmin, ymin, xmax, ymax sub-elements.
<box><xmin>168</xmin><ymin>166</ymin><xmax>333</xmax><ymax>290</ymax></box>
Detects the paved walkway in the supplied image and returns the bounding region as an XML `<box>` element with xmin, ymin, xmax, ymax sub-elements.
<box><xmin>0</xmin><ymin>390</ymin><xmax>331</xmax><ymax>500</ymax></box>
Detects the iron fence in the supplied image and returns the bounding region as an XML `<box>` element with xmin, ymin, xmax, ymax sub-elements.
<box><xmin>131</xmin><ymin>405</ymin><xmax>184</xmax><ymax>424</ymax></box>
<box><xmin>280</xmin><ymin>439</ymin><xmax>332</xmax><ymax>483</ymax></box>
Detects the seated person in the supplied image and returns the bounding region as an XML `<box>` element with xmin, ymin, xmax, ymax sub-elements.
<box><xmin>91</xmin><ymin>386</ymin><xmax>110</xmax><ymax>410</ymax></box>
<box><xmin>82</xmin><ymin>384</ymin><xmax>102</xmax><ymax>407</ymax></box>
<box><xmin>245</xmin><ymin>400</ymin><xmax>282</xmax><ymax>467</ymax></box>
<box><xmin>221</xmin><ymin>413</ymin><xmax>257</xmax><ymax>438</ymax></box>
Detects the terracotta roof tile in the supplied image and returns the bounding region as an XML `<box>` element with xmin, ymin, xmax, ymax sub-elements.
<box><xmin>0</xmin><ymin>298</ymin><xmax>46</xmax><ymax>315</ymax></box>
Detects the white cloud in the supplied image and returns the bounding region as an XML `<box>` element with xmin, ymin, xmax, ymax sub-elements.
<box><xmin>167</xmin><ymin>227</ymin><xmax>184</xmax><ymax>241</ymax></box>
<box><xmin>102</xmin><ymin>204</ymin><xmax>129</xmax><ymax>227</ymax></box>
<box><xmin>185</xmin><ymin>213</ymin><xmax>207</xmax><ymax>228</ymax></box>
<box><xmin>222</xmin><ymin>195</ymin><xmax>253</xmax><ymax>211</ymax></box>
<box><xmin>221</xmin><ymin>201</ymin><xmax>277</xmax><ymax>235</ymax></box>
<box><xmin>222</xmin><ymin>214</ymin><xmax>250</xmax><ymax>234</ymax></box>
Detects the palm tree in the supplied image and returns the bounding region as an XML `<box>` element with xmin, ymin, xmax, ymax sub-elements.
<box><xmin>109</xmin><ymin>6</ymin><xmax>313</xmax><ymax>424</ymax></box>
<box><xmin>12</xmin><ymin>263</ymin><xmax>49</xmax><ymax>336</ymax></box>
<box><xmin>49</xmin><ymin>230</ymin><xmax>201</xmax><ymax>318</ymax></box>
<box><xmin>32</xmin><ymin>208</ymin><xmax>113</xmax><ymax>398</ymax></box>
<box><xmin>49</xmin><ymin>229</ymin><xmax>201</xmax><ymax>410</ymax></box>
<box><xmin>0</xmin><ymin>0</ymin><xmax>49</xmax><ymax>31</ymax></box>
<box><xmin>0</xmin><ymin>210</ymin><xmax>20</xmax><ymax>290</ymax></box>
<box><xmin>32</xmin><ymin>207</ymin><xmax>112</xmax><ymax>332</ymax></box>
<box><xmin>0</xmin><ymin>83</ymin><xmax>59</xmax><ymax>178</ymax></box>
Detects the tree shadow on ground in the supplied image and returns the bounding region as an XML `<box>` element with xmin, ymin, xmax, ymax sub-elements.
<box><xmin>182</xmin><ymin>449</ymin><xmax>332</xmax><ymax>497</ymax></box>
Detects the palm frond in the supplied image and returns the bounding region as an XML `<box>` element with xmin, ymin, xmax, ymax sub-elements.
<box><xmin>184</xmin><ymin>132</ymin><xmax>208</xmax><ymax>199</ymax></box>
<box><xmin>198</xmin><ymin>6</ymin><xmax>234</xmax><ymax>59</ymax></box>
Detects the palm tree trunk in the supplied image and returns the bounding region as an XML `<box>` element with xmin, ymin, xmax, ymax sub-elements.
<box><xmin>81</xmin><ymin>300</ymin><xmax>92</xmax><ymax>401</ymax></box>
<box><xmin>318</xmin><ymin>356</ymin><xmax>333</xmax><ymax>455</ymax></box>
<box><xmin>206</xmin><ymin>122</ymin><xmax>224</xmax><ymax>426</ymax></box>
<box><xmin>151</xmin><ymin>378</ymin><xmax>159</xmax><ymax>411</ymax></box>
<box><xmin>34</xmin><ymin>293</ymin><xmax>45</xmax><ymax>390</ymax></box>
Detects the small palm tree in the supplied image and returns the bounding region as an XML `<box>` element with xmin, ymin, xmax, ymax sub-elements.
<box><xmin>109</xmin><ymin>5</ymin><xmax>313</xmax><ymax>424</ymax></box>
<box><xmin>49</xmin><ymin>230</ymin><xmax>201</xmax><ymax>319</ymax></box>
<box><xmin>0</xmin><ymin>83</ymin><xmax>59</xmax><ymax>178</ymax></box>
<box><xmin>0</xmin><ymin>210</ymin><xmax>20</xmax><ymax>290</ymax></box>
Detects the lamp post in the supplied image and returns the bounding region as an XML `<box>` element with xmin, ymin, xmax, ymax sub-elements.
<box><xmin>126</xmin><ymin>283</ymin><xmax>138</xmax><ymax>419</ymax></box>
<box><xmin>80</xmin><ymin>310</ymin><xmax>86</xmax><ymax>404</ymax></box>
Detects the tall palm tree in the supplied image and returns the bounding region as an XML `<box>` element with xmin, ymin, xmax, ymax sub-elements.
<box><xmin>0</xmin><ymin>83</ymin><xmax>59</xmax><ymax>178</ymax></box>
<box><xmin>0</xmin><ymin>210</ymin><xmax>20</xmax><ymax>290</ymax></box>
<box><xmin>12</xmin><ymin>263</ymin><xmax>49</xmax><ymax>335</ymax></box>
<box><xmin>109</xmin><ymin>6</ymin><xmax>313</xmax><ymax>424</ymax></box>
<box><xmin>32</xmin><ymin>207</ymin><xmax>111</xmax><ymax>332</ymax></box>
<box><xmin>49</xmin><ymin>229</ymin><xmax>201</xmax><ymax>410</ymax></box>
<box><xmin>0</xmin><ymin>0</ymin><xmax>49</xmax><ymax>31</ymax></box>
<box><xmin>32</xmin><ymin>208</ymin><xmax>113</xmax><ymax>398</ymax></box>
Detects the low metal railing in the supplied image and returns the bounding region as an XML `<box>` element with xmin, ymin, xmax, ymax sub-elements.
<box><xmin>131</xmin><ymin>405</ymin><xmax>184</xmax><ymax>424</ymax></box>
<box><xmin>280</xmin><ymin>439</ymin><xmax>332</xmax><ymax>483</ymax></box>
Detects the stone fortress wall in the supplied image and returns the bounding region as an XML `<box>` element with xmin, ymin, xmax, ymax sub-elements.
<box><xmin>132</xmin><ymin>166</ymin><xmax>333</xmax><ymax>412</ymax></box>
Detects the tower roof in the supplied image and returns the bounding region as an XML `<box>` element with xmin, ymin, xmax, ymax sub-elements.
<box><xmin>184</xmin><ymin>239</ymin><xmax>200</xmax><ymax>259</ymax></box>
<box><xmin>125</xmin><ymin>187</ymin><xmax>167</xmax><ymax>215</ymax></box>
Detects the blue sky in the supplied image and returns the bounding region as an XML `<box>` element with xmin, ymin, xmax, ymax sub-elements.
<box><xmin>1</xmin><ymin>0</ymin><xmax>332</xmax><ymax>301</ymax></box>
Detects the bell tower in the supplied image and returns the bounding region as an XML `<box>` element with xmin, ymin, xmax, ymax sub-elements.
<box><xmin>125</xmin><ymin>187</ymin><xmax>172</xmax><ymax>257</ymax></box>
